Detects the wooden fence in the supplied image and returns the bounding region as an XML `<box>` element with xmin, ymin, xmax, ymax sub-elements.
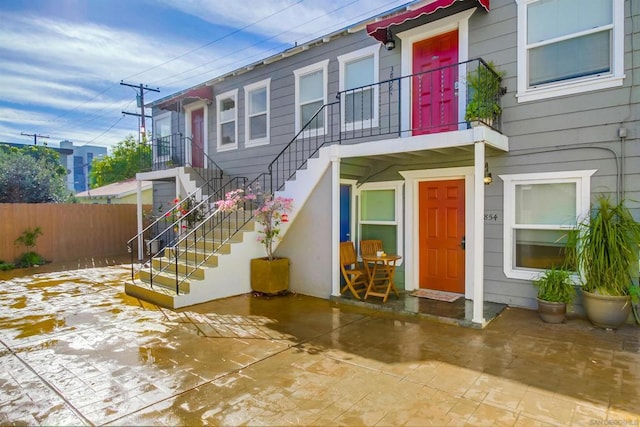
<box><xmin>0</xmin><ymin>203</ymin><xmax>143</xmax><ymax>263</ymax></box>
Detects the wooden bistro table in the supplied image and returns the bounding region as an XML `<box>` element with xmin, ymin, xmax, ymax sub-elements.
<box><xmin>361</xmin><ymin>253</ymin><xmax>401</xmax><ymax>302</ymax></box>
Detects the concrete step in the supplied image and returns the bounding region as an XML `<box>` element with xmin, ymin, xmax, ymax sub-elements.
<box><xmin>162</xmin><ymin>247</ymin><xmax>219</xmax><ymax>267</ymax></box>
<box><xmin>138</xmin><ymin>269</ymin><xmax>191</xmax><ymax>293</ymax></box>
<box><xmin>125</xmin><ymin>281</ymin><xmax>179</xmax><ymax>309</ymax></box>
<box><xmin>151</xmin><ymin>258</ymin><xmax>205</xmax><ymax>280</ymax></box>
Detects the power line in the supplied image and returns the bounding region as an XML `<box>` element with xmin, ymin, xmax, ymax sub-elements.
<box><xmin>122</xmin><ymin>0</ymin><xmax>306</xmax><ymax>82</ymax></box>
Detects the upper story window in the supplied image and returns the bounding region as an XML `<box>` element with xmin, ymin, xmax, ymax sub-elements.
<box><xmin>501</xmin><ymin>170</ymin><xmax>595</xmax><ymax>281</ymax></box>
<box><xmin>216</xmin><ymin>89</ymin><xmax>238</xmax><ymax>151</ymax></box>
<box><xmin>516</xmin><ymin>0</ymin><xmax>624</xmax><ymax>102</ymax></box>
<box><xmin>153</xmin><ymin>111</ymin><xmax>172</xmax><ymax>161</ymax></box>
<box><xmin>294</xmin><ymin>60</ymin><xmax>329</xmax><ymax>134</ymax></box>
<box><xmin>244</xmin><ymin>79</ymin><xmax>270</xmax><ymax>147</ymax></box>
<box><xmin>338</xmin><ymin>45</ymin><xmax>380</xmax><ymax>131</ymax></box>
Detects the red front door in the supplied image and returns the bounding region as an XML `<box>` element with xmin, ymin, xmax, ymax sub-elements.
<box><xmin>418</xmin><ymin>179</ymin><xmax>465</xmax><ymax>293</ymax></box>
<box><xmin>412</xmin><ymin>30</ymin><xmax>459</xmax><ymax>135</ymax></box>
<box><xmin>191</xmin><ymin>108</ymin><xmax>204</xmax><ymax>168</ymax></box>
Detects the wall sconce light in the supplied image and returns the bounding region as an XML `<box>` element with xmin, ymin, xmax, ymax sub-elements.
<box><xmin>281</xmin><ymin>213</ymin><xmax>289</xmax><ymax>223</ymax></box>
<box><xmin>484</xmin><ymin>162</ymin><xmax>493</xmax><ymax>185</ymax></box>
<box><xmin>385</xmin><ymin>28</ymin><xmax>396</xmax><ymax>51</ymax></box>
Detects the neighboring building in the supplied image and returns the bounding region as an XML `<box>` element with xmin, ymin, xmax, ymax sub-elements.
<box><xmin>128</xmin><ymin>0</ymin><xmax>639</xmax><ymax>326</ymax></box>
<box><xmin>75</xmin><ymin>178</ymin><xmax>152</xmax><ymax>205</ymax></box>
<box><xmin>58</xmin><ymin>140</ymin><xmax>107</xmax><ymax>193</ymax></box>
<box><xmin>0</xmin><ymin>140</ymin><xmax>107</xmax><ymax>193</ymax></box>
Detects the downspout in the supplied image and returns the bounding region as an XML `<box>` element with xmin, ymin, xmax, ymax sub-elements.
<box><xmin>136</xmin><ymin>179</ymin><xmax>143</xmax><ymax>260</ymax></box>
<box><xmin>331</xmin><ymin>147</ymin><xmax>341</xmax><ymax>297</ymax></box>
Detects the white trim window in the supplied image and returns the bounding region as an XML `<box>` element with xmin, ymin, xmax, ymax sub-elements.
<box><xmin>216</xmin><ymin>89</ymin><xmax>238</xmax><ymax>151</ymax></box>
<box><xmin>516</xmin><ymin>0</ymin><xmax>624</xmax><ymax>102</ymax></box>
<box><xmin>153</xmin><ymin>111</ymin><xmax>172</xmax><ymax>162</ymax></box>
<box><xmin>501</xmin><ymin>170</ymin><xmax>595</xmax><ymax>280</ymax></box>
<box><xmin>294</xmin><ymin>60</ymin><xmax>329</xmax><ymax>135</ymax></box>
<box><xmin>357</xmin><ymin>181</ymin><xmax>404</xmax><ymax>263</ymax></box>
<box><xmin>338</xmin><ymin>45</ymin><xmax>380</xmax><ymax>131</ymax></box>
<box><xmin>244</xmin><ymin>79</ymin><xmax>270</xmax><ymax>147</ymax></box>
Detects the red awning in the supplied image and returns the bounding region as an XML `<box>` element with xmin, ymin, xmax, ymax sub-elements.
<box><xmin>366</xmin><ymin>0</ymin><xmax>489</xmax><ymax>43</ymax></box>
<box><xmin>156</xmin><ymin>86</ymin><xmax>213</xmax><ymax>111</ymax></box>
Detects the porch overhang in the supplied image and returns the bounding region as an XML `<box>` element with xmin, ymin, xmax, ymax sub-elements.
<box><xmin>336</xmin><ymin>126</ymin><xmax>507</xmax><ymax>160</ymax></box>
<box><xmin>154</xmin><ymin>85</ymin><xmax>213</xmax><ymax>112</ymax></box>
<box><xmin>366</xmin><ymin>0</ymin><xmax>490</xmax><ymax>44</ymax></box>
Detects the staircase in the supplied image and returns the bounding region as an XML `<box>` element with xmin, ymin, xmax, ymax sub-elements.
<box><xmin>126</xmin><ymin>104</ymin><xmax>338</xmax><ymax>309</ymax></box>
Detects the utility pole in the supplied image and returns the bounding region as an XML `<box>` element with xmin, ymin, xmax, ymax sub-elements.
<box><xmin>21</xmin><ymin>132</ymin><xmax>50</xmax><ymax>146</ymax></box>
<box><xmin>120</xmin><ymin>81</ymin><xmax>159</xmax><ymax>142</ymax></box>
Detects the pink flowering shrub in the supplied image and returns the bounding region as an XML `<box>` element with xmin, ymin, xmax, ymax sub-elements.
<box><xmin>215</xmin><ymin>187</ymin><xmax>293</xmax><ymax>261</ymax></box>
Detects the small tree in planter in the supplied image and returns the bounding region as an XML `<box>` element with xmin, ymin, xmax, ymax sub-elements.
<box><xmin>533</xmin><ymin>267</ymin><xmax>575</xmax><ymax>323</ymax></box>
<box><xmin>216</xmin><ymin>187</ymin><xmax>294</xmax><ymax>294</ymax></box>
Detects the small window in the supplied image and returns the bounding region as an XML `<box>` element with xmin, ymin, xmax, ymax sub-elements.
<box><xmin>501</xmin><ymin>170</ymin><xmax>595</xmax><ymax>280</ymax></box>
<box><xmin>244</xmin><ymin>79</ymin><xmax>270</xmax><ymax>147</ymax></box>
<box><xmin>516</xmin><ymin>0</ymin><xmax>623</xmax><ymax>102</ymax></box>
<box><xmin>358</xmin><ymin>182</ymin><xmax>403</xmax><ymax>261</ymax></box>
<box><xmin>153</xmin><ymin>112</ymin><xmax>172</xmax><ymax>161</ymax></box>
<box><xmin>294</xmin><ymin>60</ymin><xmax>329</xmax><ymax>134</ymax></box>
<box><xmin>216</xmin><ymin>89</ymin><xmax>238</xmax><ymax>151</ymax></box>
<box><xmin>338</xmin><ymin>45</ymin><xmax>380</xmax><ymax>130</ymax></box>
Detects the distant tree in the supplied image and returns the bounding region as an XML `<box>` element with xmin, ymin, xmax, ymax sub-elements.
<box><xmin>0</xmin><ymin>145</ymin><xmax>71</xmax><ymax>203</ymax></box>
<box><xmin>90</xmin><ymin>135</ymin><xmax>151</xmax><ymax>188</ymax></box>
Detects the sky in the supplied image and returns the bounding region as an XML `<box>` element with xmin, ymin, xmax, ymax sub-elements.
<box><xmin>0</xmin><ymin>0</ymin><xmax>411</xmax><ymax>151</ymax></box>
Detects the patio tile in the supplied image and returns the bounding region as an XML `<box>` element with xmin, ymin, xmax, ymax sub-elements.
<box><xmin>0</xmin><ymin>264</ymin><xmax>639</xmax><ymax>425</ymax></box>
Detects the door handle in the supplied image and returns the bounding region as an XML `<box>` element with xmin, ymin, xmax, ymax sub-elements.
<box><xmin>461</xmin><ymin>236</ymin><xmax>466</xmax><ymax>250</ymax></box>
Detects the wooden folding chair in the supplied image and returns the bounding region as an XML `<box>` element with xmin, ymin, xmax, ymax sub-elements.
<box><xmin>360</xmin><ymin>239</ymin><xmax>383</xmax><ymax>257</ymax></box>
<box><xmin>340</xmin><ymin>241</ymin><xmax>368</xmax><ymax>299</ymax></box>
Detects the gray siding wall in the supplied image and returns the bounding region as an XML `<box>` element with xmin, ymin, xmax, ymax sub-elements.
<box><xmin>474</xmin><ymin>0</ymin><xmax>640</xmax><ymax>308</ymax></box>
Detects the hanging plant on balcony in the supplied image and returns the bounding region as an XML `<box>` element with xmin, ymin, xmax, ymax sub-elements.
<box><xmin>464</xmin><ymin>60</ymin><xmax>506</xmax><ymax>128</ymax></box>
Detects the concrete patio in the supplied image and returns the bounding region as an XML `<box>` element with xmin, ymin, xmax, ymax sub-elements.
<box><xmin>0</xmin><ymin>263</ymin><xmax>638</xmax><ymax>426</ymax></box>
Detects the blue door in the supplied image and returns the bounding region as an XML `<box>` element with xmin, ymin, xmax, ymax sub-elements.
<box><xmin>340</xmin><ymin>184</ymin><xmax>351</xmax><ymax>242</ymax></box>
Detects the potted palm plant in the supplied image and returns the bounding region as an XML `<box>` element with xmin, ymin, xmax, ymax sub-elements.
<box><xmin>568</xmin><ymin>195</ymin><xmax>640</xmax><ymax>329</ymax></box>
<box><xmin>533</xmin><ymin>267</ymin><xmax>575</xmax><ymax>323</ymax></box>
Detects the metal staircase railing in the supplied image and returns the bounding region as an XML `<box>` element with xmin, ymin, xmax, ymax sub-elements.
<box><xmin>127</xmin><ymin>135</ymin><xmax>224</xmax><ymax>280</ymax></box>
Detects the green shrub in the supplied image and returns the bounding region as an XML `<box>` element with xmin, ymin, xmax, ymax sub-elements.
<box><xmin>533</xmin><ymin>267</ymin><xmax>575</xmax><ymax>303</ymax></box>
<box><xmin>15</xmin><ymin>252</ymin><xmax>46</xmax><ymax>268</ymax></box>
<box><xmin>0</xmin><ymin>261</ymin><xmax>15</xmax><ymax>271</ymax></box>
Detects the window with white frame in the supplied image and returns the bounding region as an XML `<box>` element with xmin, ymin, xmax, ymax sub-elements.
<box><xmin>358</xmin><ymin>181</ymin><xmax>403</xmax><ymax>261</ymax></box>
<box><xmin>153</xmin><ymin>112</ymin><xmax>171</xmax><ymax>161</ymax></box>
<box><xmin>338</xmin><ymin>45</ymin><xmax>380</xmax><ymax>130</ymax></box>
<box><xmin>244</xmin><ymin>79</ymin><xmax>270</xmax><ymax>147</ymax></box>
<box><xmin>516</xmin><ymin>0</ymin><xmax>624</xmax><ymax>102</ymax></box>
<box><xmin>216</xmin><ymin>89</ymin><xmax>238</xmax><ymax>150</ymax></box>
<box><xmin>501</xmin><ymin>170</ymin><xmax>595</xmax><ymax>280</ymax></box>
<box><xmin>294</xmin><ymin>60</ymin><xmax>328</xmax><ymax>134</ymax></box>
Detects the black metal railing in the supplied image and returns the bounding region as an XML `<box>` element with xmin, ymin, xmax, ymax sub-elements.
<box><xmin>338</xmin><ymin>58</ymin><xmax>504</xmax><ymax>139</ymax></box>
<box><xmin>127</xmin><ymin>134</ymin><xmax>224</xmax><ymax>278</ymax></box>
<box><xmin>132</xmin><ymin>58</ymin><xmax>505</xmax><ymax>292</ymax></box>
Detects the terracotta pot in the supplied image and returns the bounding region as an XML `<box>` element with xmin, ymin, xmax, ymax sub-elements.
<box><xmin>536</xmin><ymin>298</ymin><xmax>567</xmax><ymax>324</ymax></box>
<box><xmin>582</xmin><ymin>291</ymin><xmax>631</xmax><ymax>329</ymax></box>
<box><xmin>250</xmin><ymin>257</ymin><xmax>289</xmax><ymax>294</ymax></box>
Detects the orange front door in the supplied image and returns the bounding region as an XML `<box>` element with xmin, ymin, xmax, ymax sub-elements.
<box><xmin>412</xmin><ymin>30</ymin><xmax>459</xmax><ymax>135</ymax></box>
<box><xmin>191</xmin><ymin>108</ymin><xmax>204</xmax><ymax>168</ymax></box>
<box><xmin>418</xmin><ymin>179</ymin><xmax>465</xmax><ymax>293</ymax></box>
